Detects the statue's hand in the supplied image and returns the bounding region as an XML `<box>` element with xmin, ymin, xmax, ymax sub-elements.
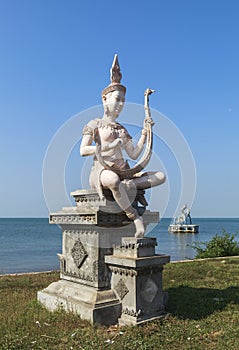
<box><xmin>101</xmin><ymin>138</ymin><xmax>123</xmax><ymax>151</ymax></box>
<box><xmin>109</xmin><ymin>138</ymin><xmax>123</xmax><ymax>149</ymax></box>
<box><xmin>144</xmin><ymin>116</ymin><xmax>154</xmax><ymax>129</ymax></box>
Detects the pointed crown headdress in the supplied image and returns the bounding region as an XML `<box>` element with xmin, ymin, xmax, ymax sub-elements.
<box><xmin>102</xmin><ymin>54</ymin><xmax>126</xmax><ymax>97</ymax></box>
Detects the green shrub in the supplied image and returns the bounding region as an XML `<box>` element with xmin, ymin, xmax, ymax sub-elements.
<box><xmin>192</xmin><ymin>230</ymin><xmax>239</xmax><ymax>259</ymax></box>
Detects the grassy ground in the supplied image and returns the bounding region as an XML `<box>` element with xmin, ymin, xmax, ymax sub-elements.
<box><xmin>0</xmin><ymin>258</ymin><xmax>239</xmax><ymax>349</ymax></box>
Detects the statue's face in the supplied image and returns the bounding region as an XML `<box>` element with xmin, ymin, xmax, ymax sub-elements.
<box><xmin>103</xmin><ymin>90</ymin><xmax>125</xmax><ymax>118</ymax></box>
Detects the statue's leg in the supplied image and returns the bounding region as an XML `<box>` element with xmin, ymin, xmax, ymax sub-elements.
<box><xmin>121</xmin><ymin>172</ymin><xmax>165</xmax><ymax>208</ymax></box>
<box><xmin>132</xmin><ymin>171</ymin><xmax>166</xmax><ymax>190</ymax></box>
<box><xmin>100</xmin><ymin>170</ymin><xmax>145</xmax><ymax>237</ymax></box>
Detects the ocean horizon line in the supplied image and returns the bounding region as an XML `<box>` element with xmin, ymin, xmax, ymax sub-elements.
<box><xmin>0</xmin><ymin>216</ymin><xmax>238</xmax><ymax>220</ymax></box>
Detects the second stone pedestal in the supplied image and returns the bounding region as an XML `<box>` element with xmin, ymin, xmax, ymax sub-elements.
<box><xmin>105</xmin><ymin>237</ymin><xmax>170</xmax><ymax>325</ymax></box>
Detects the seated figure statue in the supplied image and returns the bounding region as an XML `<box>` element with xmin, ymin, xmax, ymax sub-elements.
<box><xmin>80</xmin><ymin>55</ymin><xmax>166</xmax><ymax>237</ymax></box>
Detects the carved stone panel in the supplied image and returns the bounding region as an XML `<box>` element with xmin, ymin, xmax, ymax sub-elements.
<box><xmin>140</xmin><ymin>277</ymin><xmax>158</xmax><ymax>303</ymax></box>
<box><xmin>71</xmin><ymin>240</ymin><xmax>88</xmax><ymax>268</ymax></box>
<box><xmin>114</xmin><ymin>278</ymin><xmax>129</xmax><ymax>300</ymax></box>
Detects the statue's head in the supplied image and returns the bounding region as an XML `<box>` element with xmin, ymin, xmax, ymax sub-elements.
<box><xmin>102</xmin><ymin>89</ymin><xmax>125</xmax><ymax>118</ymax></box>
<box><xmin>102</xmin><ymin>55</ymin><xmax>126</xmax><ymax>118</ymax></box>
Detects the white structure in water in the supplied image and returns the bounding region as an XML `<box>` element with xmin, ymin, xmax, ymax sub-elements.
<box><xmin>168</xmin><ymin>204</ymin><xmax>199</xmax><ymax>233</ymax></box>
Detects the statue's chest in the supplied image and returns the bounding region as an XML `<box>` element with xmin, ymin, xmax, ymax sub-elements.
<box><xmin>97</xmin><ymin>125</ymin><xmax>126</xmax><ymax>142</ymax></box>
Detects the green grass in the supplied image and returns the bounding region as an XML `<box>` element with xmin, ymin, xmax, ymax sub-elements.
<box><xmin>1</xmin><ymin>258</ymin><xmax>239</xmax><ymax>349</ymax></box>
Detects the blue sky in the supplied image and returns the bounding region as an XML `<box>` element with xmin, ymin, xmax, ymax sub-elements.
<box><xmin>0</xmin><ymin>0</ymin><xmax>239</xmax><ymax>217</ymax></box>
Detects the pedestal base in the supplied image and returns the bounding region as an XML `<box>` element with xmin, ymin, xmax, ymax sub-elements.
<box><xmin>37</xmin><ymin>190</ymin><xmax>168</xmax><ymax>326</ymax></box>
<box><xmin>119</xmin><ymin>310</ymin><xmax>168</xmax><ymax>326</ymax></box>
<box><xmin>37</xmin><ymin>280</ymin><xmax>121</xmax><ymax>325</ymax></box>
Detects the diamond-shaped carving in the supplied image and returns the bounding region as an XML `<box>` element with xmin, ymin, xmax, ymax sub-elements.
<box><xmin>115</xmin><ymin>278</ymin><xmax>129</xmax><ymax>300</ymax></box>
<box><xmin>71</xmin><ymin>240</ymin><xmax>88</xmax><ymax>268</ymax></box>
<box><xmin>141</xmin><ymin>278</ymin><xmax>158</xmax><ymax>302</ymax></box>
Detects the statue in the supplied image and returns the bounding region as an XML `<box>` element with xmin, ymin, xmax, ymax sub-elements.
<box><xmin>179</xmin><ymin>204</ymin><xmax>192</xmax><ymax>225</ymax></box>
<box><xmin>80</xmin><ymin>55</ymin><xmax>166</xmax><ymax>237</ymax></box>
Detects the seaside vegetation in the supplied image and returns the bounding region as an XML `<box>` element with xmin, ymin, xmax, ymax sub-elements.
<box><xmin>1</xmin><ymin>258</ymin><xmax>239</xmax><ymax>349</ymax></box>
<box><xmin>192</xmin><ymin>230</ymin><xmax>239</xmax><ymax>259</ymax></box>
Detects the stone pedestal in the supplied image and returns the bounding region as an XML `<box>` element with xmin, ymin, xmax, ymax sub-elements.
<box><xmin>37</xmin><ymin>189</ymin><xmax>162</xmax><ymax>325</ymax></box>
<box><xmin>105</xmin><ymin>237</ymin><xmax>170</xmax><ymax>325</ymax></box>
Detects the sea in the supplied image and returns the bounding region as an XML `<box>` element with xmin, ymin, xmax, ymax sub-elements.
<box><xmin>0</xmin><ymin>218</ymin><xmax>238</xmax><ymax>275</ymax></box>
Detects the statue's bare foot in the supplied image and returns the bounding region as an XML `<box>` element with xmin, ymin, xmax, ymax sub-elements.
<box><xmin>134</xmin><ymin>216</ymin><xmax>145</xmax><ymax>238</ymax></box>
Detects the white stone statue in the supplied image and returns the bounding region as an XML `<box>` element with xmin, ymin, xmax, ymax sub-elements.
<box><xmin>80</xmin><ymin>55</ymin><xmax>165</xmax><ymax>237</ymax></box>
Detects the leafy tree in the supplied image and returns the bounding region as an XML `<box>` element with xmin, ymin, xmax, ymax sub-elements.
<box><xmin>192</xmin><ymin>230</ymin><xmax>239</xmax><ymax>258</ymax></box>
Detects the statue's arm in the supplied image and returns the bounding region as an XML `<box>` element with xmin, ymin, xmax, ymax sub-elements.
<box><xmin>80</xmin><ymin>136</ymin><xmax>123</xmax><ymax>156</ymax></box>
<box><xmin>80</xmin><ymin>121</ymin><xmax>124</xmax><ymax>156</ymax></box>
<box><xmin>80</xmin><ymin>134</ymin><xmax>96</xmax><ymax>156</ymax></box>
<box><xmin>124</xmin><ymin>129</ymin><xmax>147</xmax><ymax>160</ymax></box>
